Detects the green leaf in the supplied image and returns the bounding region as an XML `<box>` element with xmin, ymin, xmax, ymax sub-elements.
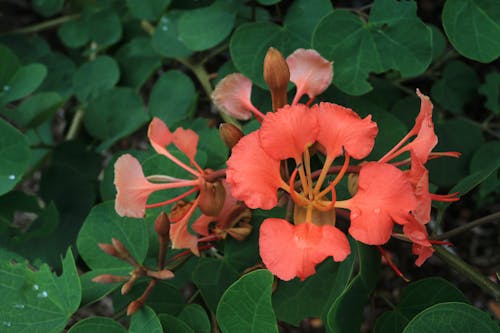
<box><xmin>257</xmin><ymin>0</ymin><xmax>280</xmax><ymax>4</ymax></box>
<box><xmin>442</xmin><ymin>0</ymin><xmax>500</xmax><ymax>63</ymax></box>
<box><xmin>152</xmin><ymin>12</ymin><xmax>193</xmax><ymax>58</ymax></box>
<box><xmin>403</xmin><ymin>302</ymin><xmax>499</xmax><ymax>333</ymax></box>
<box><xmin>431</xmin><ymin>61</ymin><xmax>479</xmax><ymax>114</ymax></box>
<box><xmin>73</xmin><ymin>56</ymin><xmax>120</xmax><ymax>103</ymax></box>
<box><xmin>0</xmin><ymin>118</ymin><xmax>31</xmax><ymax>196</ymax></box>
<box><xmin>178</xmin><ymin>304</ymin><xmax>211</xmax><ymax>333</ymax></box>
<box><xmin>428</xmin><ymin>119</ymin><xmax>484</xmax><ymax>187</ymax></box>
<box><xmin>375</xmin><ymin>277</ymin><xmax>469</xmax><ymax>333</ymax></box>
<box><xmin>478</xmin><ymin>72</ymin><xmax>500</xmax><ymax>114</ymax></box>
<box><xmin>32</xmin><ymin>0</ymin><xmax>64</xmax><ymax>17</ymax></box>
<box><xmin>272</xmin><ymin>253</ymin><xmax>355</xmax><ymax>326</ymax></box>
<box><xmin>77</xmin><ymin>201</ymin><xmax>149</xmax><ymax>270</ymax></box>
<box><xmin>149</xmin><ymin>70</ymin><xmax>196</xmax><ymax>125</ymax></box>
<box><xmin>37</xmin><ymin>52</ymin><xmax>76</xmax><ymax>99</ymax></box>
<box><xmin>0</xmin><ymin>63</ymin><xmax>47</xmax><ymax>105</ymax></box>
<box><xmin>178</xmin><ymin>0</ymin><xmax>236</xmax><ymax>51</ymax></box>
<box><xmin>430</xmin><ymin>25</ymin><xmax>447</xmax><ymax>61</ymax></box>
<box><xmin>68</xmin><ymin>317</ymin><xmax>127</xmax><ymax>333</ymax></box>
<box><xmin>126</xmin><ymin>0</ymin><xmax>171</xmax><ymax>20</ymax></box>
<box><xmin>84</xmin><ymin>87</ymin><xmax>149</xmax><ymax>151</ymax></box>
<box><xmin>470</xmin><ymin>141</ymin><xmax>500</xmax><ymax>198</ymax></box>
<box><xmin>0</xmin><ymin>249</ymin><xmax>81</xmax><ymax>333</ymax></box>
<box><xmin>58</xmin><ymin>14</ymin><xmax>90</xmax><ymax>48</ymax></box>
<box><xmin>326</xmin><ymin>243</ymin><xmax>381</xmax><ymax>333</ymax></box>
<box><xmin>130</xmin><ymin>306</ymin><xmax>163</xmax><ymax>333</ymax></box>
<box><xmin>88</xmin><ymin>8</ymin><xmax>122</xmax><ymax>47</ymax></box>
<box><xmin>0</xmin><ymin>44</ymin><xmax>21</xmax><ymax>84</ymax></box>
<box><xmin>217</xmin><ymin>270</ymin><xmax>279</xmax><ymax>333</ymax></box>
<box><xmin>230</xmin><ymin>0</ymin><xmax>333</xmax><ymax>88</ymax></box>
<box><xmin>158</xmin><ymin>314</ymin><xmax>195</xmax><ymax>333</ymax></box>
<box><xmin>115</xmin><ymin>37</ymin><xmax>162</xmax><ymax>90</ymax></box>
<box><xmin>314</xmin><ymin>0</ymin><xmax>432</xmax><ymax>95</ymax></box>
<box><xmin>3</xmin><ymin>92</ymin><xmax>63</xmax><ymax>128</ymax></box>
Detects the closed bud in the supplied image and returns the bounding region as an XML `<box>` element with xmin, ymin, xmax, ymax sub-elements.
<box><xmin>98</xmin><ymin>243</ymin><xmax>119</xmax><ymax>257</ymax></box>
<box><xmin>219</xmin><ymin>123</ymin><xmax>243</xmax><ymax>149</ymax></box>
<box><xmin>347</xmin><ymin>173</ymin><xmax>359</xmax><ymax>196</ymax></box>
<box><xmin>112</xmin><ymin>238</ymin><xmax>131</xmax><ymax>259</ymax></box>
<box><xmin>92</xmin><ymin>274</ymin><xmax>129</xmax><ymax>284</ymax></box>
<box><xmin>198</xmin><ymin>180</ymin><xmax>226</xmax><ymax>217</ymax></box>
<box><xmin>147</xmin><ymin>269</ymin><xmax>175</xmax><ymax>280</ymax></box>
<box><xmin>126</xmin><ymin>300</ymin><xmax>144</xmax><ymax>316</ymax></box>
<box><xmin>154</xmin><ymin>212</ymin><xmax>170</xmax><ymax>238</ymax></box>
<box><xmin>227</xmin><ymin>223</ymin><xmax>253</xmax><ymax>241</ymax></box>
<box><xmin>263</xmin><ymin>47</ymin><xmax>290</xmax><ymax>111</ymax></box>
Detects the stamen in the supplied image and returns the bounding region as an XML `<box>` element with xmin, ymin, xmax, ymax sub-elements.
<box><xmin>429</xmin><ymin>192</ymin><xmax>460</xmax><ymax>202</ymax></box>
<box><xmin>146</xmin><ymin>187</ymin><xmax>199</xmax><ymax>209</ymax></box>
<box><xmin>303</xmin><ymin>148</ymin><xmax>314</xmax><ymax>197</ymax></box>
<box><xmin>429</xmin><ymin>151</ymin><xmax>461</xmax><ymax>159</ymax></box>
<box><xmin>159</xmin><ymin>149</ymin><xmax>201</xmax><ymax>177</ymax></box>
<box><xmin>313</xmin><ymin>156</ymin><xmax>334</xmax><ymax>195</ymax></box>
<box><xmin>429</xmin><ymin>239</ymin><xmax>453</xmax><ymax>246</ymax></box>
<box><xmin>317</xmin><ymin>153</ymin><xmax>350</xmax><ymax>199</ymax></box>
<box><xmin>147</xmin><ymin>175</ymin><xmax>191</xmax><ymax>182</ymax></box>
<box><xmin>248</xmin><ymin>104</ymin><xmax>266</xmax><ymax>122</ymax></box>
<box><xmin>189</xmin><ymin>157</ymin><xmax>205</xmax><ymax>175</ymax></box>
<box><xmin>378</xmin><ymin>131</ymin><xmax>414</xmax><ymax>163</ymax></box>
<box><xmin>306</xmin><ymin>97</ymin><xmax>315</xmax><ymax>107</ymax></box>
<box><xmin>297</xmin><ymin>159</ymin><xmax>310</xmax><ymax>197</ymax></box>
<box><xmin>313</xmin><ymin>186</ymin><xmax>336</xmax><ymax>212</ymax></box>
<box><xmin>377</xmin><ymin>246</ymin><xmax>410</xmax><ymax>282</ymax></box>
<box><xmin>288</xmin><ymin>166</ymin><xmax>308</xmax><ymax>205</ymax></box>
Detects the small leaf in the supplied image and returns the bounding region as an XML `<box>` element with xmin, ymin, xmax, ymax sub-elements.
<box><xmin>430</xmin><ymin>25</ymin><xmax>447</xmax><ymax>61</ymax></box>
<box><xmin>158</xmin><ymin>314</ymin><xmax>195</xmax><ymax>333</ymax></box>
<box><xmin>0</xmin><ymin>44</ymin><xmax>21</xmax><ymax>84</ymax></box>
<box><xmin>129</xmin><ymin>306</ymin><xmax>163</xmax><ymax>333</ymax></box>
<box><xmin>403</xmin><ymin>302</ymin><xmax>499</xmax><ymax>333</ymax></box>
<box><xmin>32</xmin><ymin>0</ymin><xmax>64</xmax><ymax>17</ymax></box>
<box><xmin>217</xmin><ymin>270</ymin><xmax>279</xmax><ymax>333</ymax></box>
<box><xmin>83</xmin><ymin>87</ymin><xmax>149</xmax><ymax>151</ymax></box>
<box><xmin>126</xmin><ymin>0</ymin><xmax>171</xmax><ymax>20</ymax></box>
<box><xmin>431</xmin><ymin>61</ymin><xmax>479</xmax><ymax>114</ymax></box>
<box><xmin>88</xmin><ymin>8</ymin><xmax>122</xmax><ymax>47</ymax></box>
<box><xmin>37</xmin><ymin>52</ymin><xmax>76</xmax><ymax>99</ymax></box>
<box><xmin>178</xmin><ymin>304</ymin><xmax>211</xmax><ymax>333</ymax></box>
<box><xmin>442</xmin><ymin>0</ymin><xmax>500</xmax><ymax>63</ymax></box>
<box><xmin>478</xmin><ymin>72</ymin><xmax>500</xmax><ymax>114</ymax></box>
<box><xmin>0</xmin><ymin>119</ymin><xmax>31</xmax><ymax>196</ymax></box>
<box><xmin>73</xmin><ymin>56</ymin><xmax>120</xmax><ymax>103</ymax></box>
<box><xmin>58</xmin><ymin>15</ymin><xmax>90</xmax><ymax>48</ymax></box>
<box><xmin>149</xmin><ymin>70</ymin><xmax>196</xmax><ymax>125</ymax></box>
<box><xmin>77</xmin><ymin>201</ymin><xmax>149</xmax><ymax>270</ymax></box>
<box><xmin>178</xmin><ymin>0</ymin><xmax>236</xmax><ymax>51</ymax></box>
<box><xmin>152</xmin><ymin>12</ymin><xmax>193</xmax><ymax>58</ymax></box>
<box><xmin>470</xmin><ymin>141</ymin><xmax>500</xmax><ymax>198</ymax></box>
<box><xmin>4</xmin><ymin>92</ymin><xmax>63</xmax><ymax>128</ymax></box>
<box><xmin>0</xmin><ymin>63</ymin><xmax>47</xmax><ymax>105</ymax></box>
<box><xmin>68</xmin><ymin>317</ymin><xmax>127</xmax><ymax>333</ymax></box>
<box><xmin>0</xmin><ymin>249</ymin><xmax>81</xmax><ymax>333</ymax></box>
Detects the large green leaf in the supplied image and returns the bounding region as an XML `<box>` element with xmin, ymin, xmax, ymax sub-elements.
<box><xmin>73</xmin><ymin>56</ymin><xmax>120</xmax><ymax>103</ymax></box>
<box><xmin>0</xmin><ymin>118</ymin><xmax>31</xmax><ymax>196</ymax></box>
<box><xmin>403</xmin><ymin>302</ymin><xmax>499</xmax><ymax>333</ymax></box>
<box><xmin>442</xmin><ymin>0</ymin><xmax>500</xmax><ymax>63</ymax></box>
<box><xmin>0</xmin><ymin>249</ymin><xmax>80</xmax><ymax>333</ymax></box>
<box><xmin>0</xmin><ymin>63</ymin><xmax>47</xmax><ymax>105</ymax></box>
<box><xmin>77</xmin><ymin>201</ymin><xmax>149</xmax><ymax>270</ymax></box>
<box><xmin>313</xmin><ymin>0</ymin><xmax>432</xmax><ymax>95</ymax></box>
<box><xmin>84</xmin><ymin>87</ymin><xmax>149</xmax><ymax>151</ymax></box>
<box><xmin>326</xmin><ymin>243</ymin><xmax>380</xmax><ymax>333</ymax></box>
<box><xmin>68</xmin><ymin>317</ymin><xmax>126</xmax><ymax>333</ymax></box>
<box><xmin>478</xmin><ymin>72</ymin><xmax>500</xmax><ymax>114</ymax></box>
<box><xmin>230</xmin><ymin>0</ymin><xmax>333</xmax><ymax>88</ymax></box>
<box><xmin>149</xmin><ymin>70</ymin><xmax>196</xmax><ymax>125</ymax></box>
<box><xmin>158</xmin><ymin>314</ymin><xmax>195</xmax><ymax>333</ymax></box>
<box><xmin>3</xmin><ymin>92</ymin><xmax>63</xmax><ymax>128</ymax></box>
<box><xmin>469</xmin><ymin>141</ymin><xmax>500</xmax><ymax>199</ymax></box>
<box><xmin>126</xmin><ymin>0</ymin><xmax>171</xmax><ymax>20</ymax></box>
<box><xmin>217</xmin><ymin>270</ymin><xmax>278</xmax><ymax>333</ymax></box>
<box><xmin>129</xmin><ymin>306</ymin><xmax>163</xmax><ymax>333</ymax></box>
<box><xmin>178</xmin><ymin>0</ymin><xmax>236</xmax><ymax>51</ymax></box>
<box><xmin>375</xmin><ymin>277</ymin><xmax>469</xmax><ymax>333</ymax></box>
<box><xmin>178</xmin><ymin>304</ymin><xmax>211</xmax><ymax>333</ymax></box>
<box><xmin>152</xmin><ymin>12</ymin><xmax>193</xmax><ymax>58</ymax></box>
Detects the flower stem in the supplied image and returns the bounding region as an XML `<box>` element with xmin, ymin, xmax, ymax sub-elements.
<box><xmin>434</xmin><ymin>211</ymin><xmax>500</xmax><ymax>240</ymax></box>
<box><xmin>9</xmin><ymin>14</ymin><xmax>80</xmax><ymax>34</ymax></box>
<box><xmin>434</xmin><ymin>246</ymin><xmax>500</xmax><ymax>299</ymax></box>
<box><xmin>65</xmin><ymin>108</ymin><xmax>84</xmax><ymax>140</ymax></box>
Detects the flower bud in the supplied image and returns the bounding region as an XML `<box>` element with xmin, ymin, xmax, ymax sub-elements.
<box><xmin>227</xmin><ymin>223</ymin><xmax>253</xmax><ymax>241</ymax></box>
<box><xmin>92</xmin><ymin>274</ymin><xmax>129</xmax><ymax>284</ymax></box>
<box><xmin>154</xmin><ymin>212</ymin><xmax>170</xmax><ymax>238</ymax></box>
<box><xmin>147</xmin><ymin>269</ymin><xmax>175</xmax><ymax>280</ymax></box>
<box><xmin>348</xmin><ymin>173</ymin><xmax>359</xmax><ymax>196</ymax></box>
<box><xmin>263</xmin><ymin>47</ymin><xmax>290</xmax><ymax>111</ymax></box>
<box><xmin>219</xmin><ymin>123</ymin><xmax>243</xmax><ymax>149</ymax></box>
<box><xmin>98</xmin><ymin>243</ymin><xmax>119</xmax><ymax>257</ymax></box>
<box><xmin>126</xmin><ymin>300</ymin><xmax>144</xmax><ymax>316</ymax></box>
<box><xmin>198</xmin><ymin>180</ymin><xmax>226</xmax><ymax>217</ymax></box>
<box><xmin>112</xmin><ymin>238</ymin><xmax>131</xmax><ymax>260</ymax></box>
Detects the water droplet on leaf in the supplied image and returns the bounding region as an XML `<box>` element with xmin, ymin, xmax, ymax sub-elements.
<box><xmin>32</xmin><ymin>284</ymin><xmax>39</xmax><ymax>291</ymax></box>
<box><xmin>3</xmin><ymin>85</ymin><xmax>10</xmax><ymax>92</ymax></box>
<box><xmin>162</xmin><ymin>25</ymin><xmax>168</xmax><ymax>31</ymax></box>
<box><xmin>8</xmin><ymin>175</ymin><xmax>15</xmax><ymax>181</ymax></box>
<box><xmin>14</xmin><ymin>304</ymin><xmax>25</xmax><ymax>309</ymax></box>
<box><xmin>2</xmin><ymin>321</ymin><xmax>12</xmax><ymax>327</ymax></box>
<box><xmin>37</xmin><ymin>291</ymin><xmax>48</xmax><ymax>298</ymax></box>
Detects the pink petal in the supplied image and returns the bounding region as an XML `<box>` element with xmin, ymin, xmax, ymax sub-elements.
<box><xmin>406</xmin><ymin>152</ymin><xmax>432</xmax><ymax>224</ymax></box>
<box><xmin>406</xmin><ymin>90</ymin><xmax>437</xmax><ymax>163</ymax></box>
<box><xmin>148</xmin><ymin>117</ymin><xmax>173</xmax><ymax>156</ymax></box>
<box><xmin>412</xmin><ymin>243</ymin><xmax>434</xmax><ymax>267</ymax></box>
<box><xmin>316</xmin><ymin>102</ymin><xmax>378</xmax><ymax>160</ymax></box>
<box><xmin>226</xmin><ymin>131</ymin><xmax>282</xmax><ymax>209</ymax></box>
<box><xmin>170</xmin><ymin>199</ymin><xmax>200</xmax><ymax>255</ymax></box>
<box><xmin>259</xmin><ymin>104</ymin><xmax>318</xmax><ymax>161</ymax></box>
<box><xmin>259</xmin><ymin>219</ymin><xmax>350</xmax><ymax>281</ymax></box>
<box><xmin>211</xmin><ymin>73</ymin><xmax>257</xmax><ymax>120</ymax></box>
<box><xmin>347</xmin><ymin>162</ymin><xmax>417</xmax><ymax>245</ymax></box>
<box><xmin>287</xmin><ymin>49</ymin><xmax>333</xmax><ymax>104</ymax></box>
<box><xmin>172</xmin><ymin>127</ymin><xmax>199</xmax><ymax>161</ymax></box>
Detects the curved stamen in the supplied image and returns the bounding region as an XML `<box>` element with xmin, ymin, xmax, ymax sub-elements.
<box><xmin>289</xmin><ymin>166</ymin><xmax>308</xmax><ymax>206</ymax></box>
<box><xmin>296</xmin><ymin>159</ymin><xmax>310</xmax><ymax>197</ymax></box>
<box><xmin>147</xmin><ymin>175</ymin><xmax>192</xmax><ymax>182</ymax></box>
<box><xmin>146</xmin><ymin>187</ymin><xmax>199</xmax><ymax>209</ymax></box>
<box><xmin>430</xmin><ymin>192</ymin><xmax>460</xmax><ymax>202</ymax></box>
<box><xmin>303</xmin><ymin>148</ymin><xmax>314</xmax><ymax>197</ymax></box>
<box><xmin>317</xmin><ymin>153</ymin><xmax>350</xmax><ymax>200</ymax></box>
<box><xmin>313</xmin><ymin>156</ymin><xmax>334</xmax><ymax>195</ymax></box>
<box><xmin>378</xmin><ymin>131</ymin><xmax>414</xmax><ymax>163</ymax></box>
<box><xmin>429</xmin><ymin>151</ymin><xmax>461</xmax><ymax>159</ymax></box>
<box><xmin>158</xmin><ymin>148</ymin><xmax>201</xmax><ymax>177</ymax></box>
<box><xmin>313</xmin><ymin>186</ymin><xmax>336</xmax><ymax>212</ymax></box>
<box><xmin>377</xmin><ymin>246</ymin><xmax>410</xmax><ymax>282</ymax></box>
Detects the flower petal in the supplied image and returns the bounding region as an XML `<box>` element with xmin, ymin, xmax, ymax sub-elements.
<box><xmin>259</xmin><ymin>219</ymin><xmax>350</xmax><ymax>281</ymax></box>
<box><xmin>406</xmin><ymin>152</ymin><xmax>431</xmax><ymax>224</ymax></box>
<box><xmin>412</xmin><ymin>243</ymin><xmax>434</xmax><ymax>267</ymax></box>
<box><xmin>287</xmin><ymin>49</ymin><xmax>333</xmax><ymax>104</ymax></box>
<box><xmin>170</xmin><ymin>199</ymin><xmax>200</xmax><ymax>255</ymax></box>
<box><xmin>114</xmin><ymin>154</ymin><xmax>160</xmax><ymax>218</ymax></box>
<box><xmin>403</xmin><ymin>219</ymin><xmax>431</xmax><ymax>247</ymax></box>
<box><xmin>259</xmin><ymin>104</ymin><xmax>318</xmax><ymax>161</ymax></box>
<box><xmin>148</xmin><ymin>117</ymin><xmax>173</xmax><ymax>156</ymax></box>
<box><xmin>316</xmin><ymin>102</ymin><xmax>378</xmax><ymax>160</ymax></box>
<box><xmin>226</xmin><ymin>131</ymin><xmax>282</xmax><ymax>209</ymax></box>
<box><xmin>406</xmin><ymin>90</ymin><xmax>437</xmax><ymax>163</ymax></box>
<box><xmin>346</xmin><ymin>162</ymin><xmax>417</xmax><ymax>245</ymax></box>
<box><xmin>172</xmin><ymin>127</ymin><xmax>199</xmax><ymax>162</ymax></box>
<box><xmin>211</xmin><ymin>73</ymin><xmax>257</xmax><ymax>120</ymax></box>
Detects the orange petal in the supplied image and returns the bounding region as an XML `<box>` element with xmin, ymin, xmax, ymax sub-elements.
<box><xmin>412</xmin><ymin>243</ymin><xmax>434</xmax><ymax>267</ymax></box>
<box><xmin>259</xmin><ymin>218</ymin><xmax>350</xmax><ymax>281</ymax></box>
<box><xmin>406</xmin><ymin>152</ymin><xmax>432</xmax><ymax>224</ymax></box>
<box><xmin>316</xmin><ymin>102</ymin><xmax>378</xmax><ymax>160</ymax></box>
<box><xmin>172</xmin><ymin>127</ymin><xmax>199</xmax><ymax>161</ymax></box>
<box><xmin>226</xmin><ymin>131</ymin><xmax>282</xmax><ymax>209</ymax></box>
<box><xmin>148</xmin><ymin>117</ymin><xmax>173</xmax><ymax>156</ymax></box>
<box><xmin>347</xmin><ymin>162</ymin><xmax>417</xmax><ymax>245</ymax></box>
<box><xmin>259</xmin><ymin>104</ymin><xmax>318</xmax><ymax>160</ymax></box>
<box><xmin>211</xmin><ymin>73</ymin><xmax>257</xmax><ymax>120</ymax></box>
<box><xmin>403</xmin><ymin>219</ymin><xmax>431</xmax><ymax>247</ymax></box>
<box><xmin>114</xmin><ymin>154</ymin><xmax>162</xmax><ymax>218</ymax></box>
<box><xmin>287</xmin><ymin>49</ymin><xmax>333</xmax><ymax>104</ymax></box>
<box><xmin>170</xmin><ymin>198</ymin><xmax>200</xmax><ymax>255</ymax></box>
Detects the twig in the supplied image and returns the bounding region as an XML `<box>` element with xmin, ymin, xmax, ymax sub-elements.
<box><xmin>8</xmin><ymin>14</ymin><xmax>80</xmax><ymax>34</ymax></box>
<box><xmin>435</xmin><ymin>211</ymin><xmax>500</xmax><ymax>240</ymax></box>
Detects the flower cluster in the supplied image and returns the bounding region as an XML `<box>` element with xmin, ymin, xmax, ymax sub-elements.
<box><xmin>212</xmin><ymin>48</ymin><xmax>459</xmax><ymax>281</ymax></box>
